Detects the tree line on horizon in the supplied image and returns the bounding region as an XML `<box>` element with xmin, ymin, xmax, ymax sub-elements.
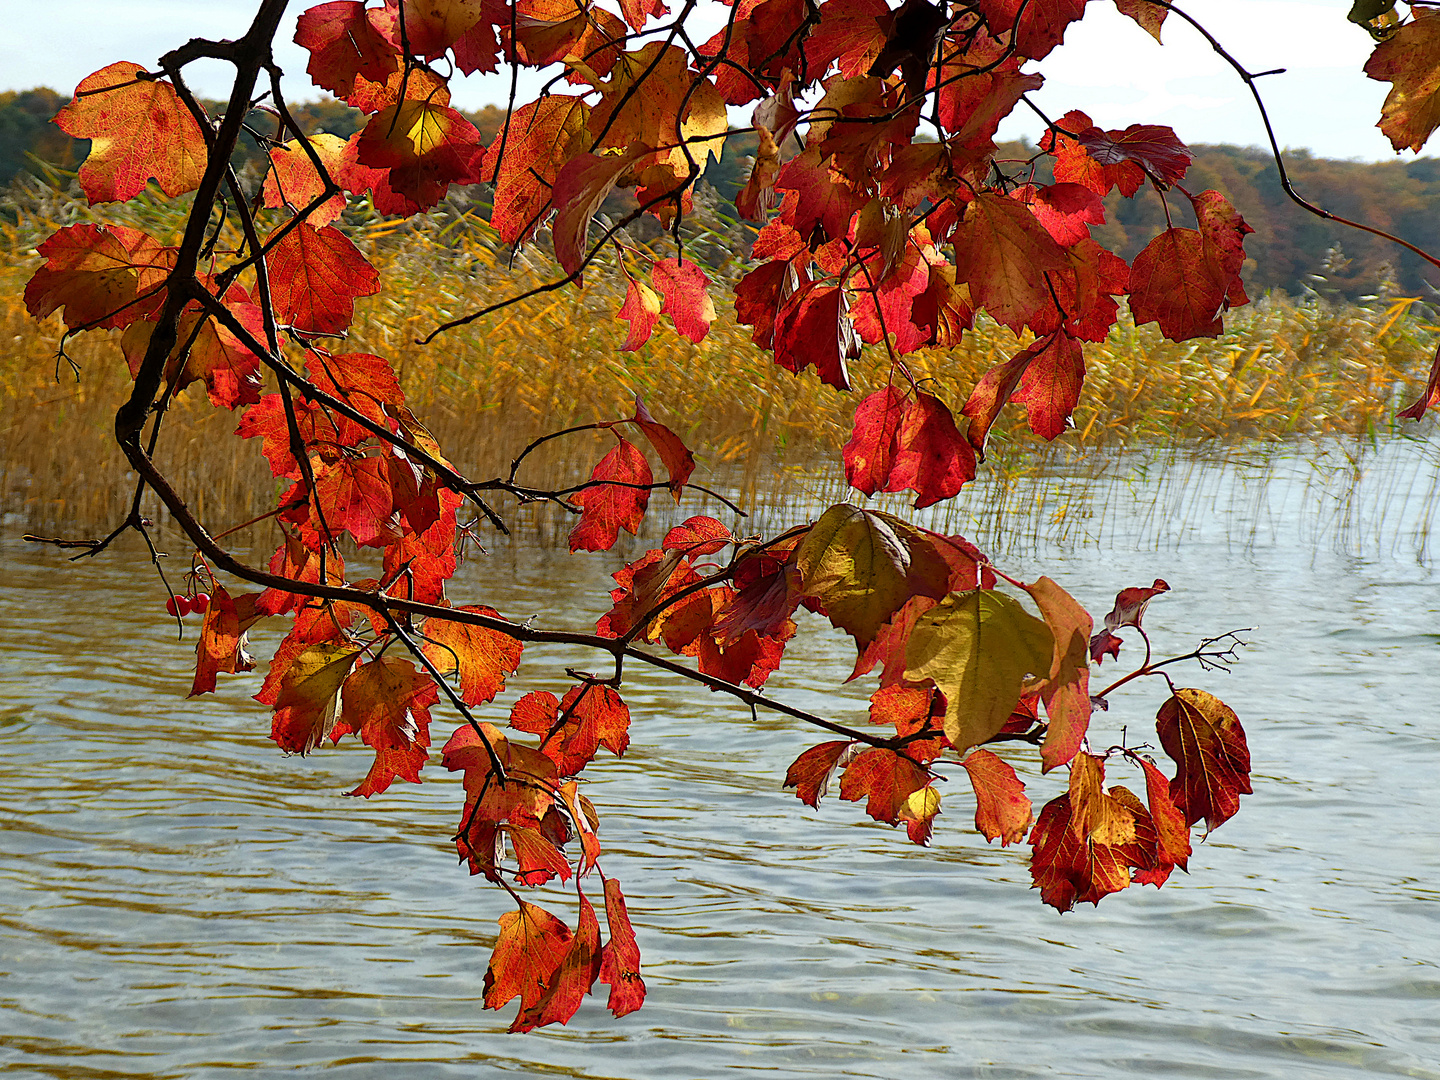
<box><xmin>3</xmin><ymin>85</ymin><xmax>1435</xmax><ymax>302</ymax></box>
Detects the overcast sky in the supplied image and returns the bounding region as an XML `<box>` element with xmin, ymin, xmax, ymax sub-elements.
<box><xmin>0</xmin><ymin>0</ymin><xmax>1414</xmax><ymax>162</ymax></box>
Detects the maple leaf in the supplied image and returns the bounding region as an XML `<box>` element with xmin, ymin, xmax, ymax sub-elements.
<box><xmin>1155</xmin><ymin>689</ymin><xmax>1251</xmax><ymax>832</ymax></box>
<box><xmin>595</xmin><ymin>548</ymin><xmax>701</xmax><ymax>642</ymax></box>
<box><xmin>510</xmin><ymin>886</ymin><xmax>602</xmax><ymax>1032</ymax></box>
<box><xmin>617</xmin><ymin>275</ymin><xmax>662</xmax><ymax>350</ymax></box>
<box><xmin>843</xmin><ymin>386</ymin><xmax>907</xmax><ymax>496</ymax></box>
<box><xmin>294</xmin><ymin>1</ymin><xmax>400</xmax><ymax>104</ymax></box>
<box><xmin>511</xmin><ymin>684</ymin><xmax>630</xmax><ymax>776</ymax></box>
<box><xmin>1012</xmin><ymin>329</ymin><xmax>1086</xmax><ymax>441</ymax></box>
<box><xmin>1018</xmin><ymin>576</ymin><xmax>1093</xmax><ymax>773</ymax></box>
<box><xmin>1076</xmin><ymin>124</ymin><xmax>1190</xmax><ymax>188</ymax></box>
<box><xmin>952</xmin><ymin>192</ymin><xmax>1069</xmax><ymax>333</ymax></box>
<box><xmin>1132</xmin><ymin>753</ymin><xmax>1191</xmax><ymax>879</ymax></box>
<box><xmin>1015</xmin><ymin>183</ymin><xmax>1106</xmax><ymax>247</ymax></box>
<box><xmin>962</xmin><ymin>749</ymin><xmax>1033</xmax><ymax>845</ymax></box>
<box><xmin>838</xmin><ymin>747</ymin><xmax>931</xmax><ymax>825</ymax></box>
<box><xmin>663</xmin><ymin>516</ymin><xmax>733</xmax><ymax>556</ymax></box>
<box><xmin>1029</xmin><ymin>753</ymin><xmax>1141</xmax><ymax>912</ymax></box>
<box><xmin>372</xmin><ymin>0</ymin><xmax>494</xmax><ymax>58</ymax></box>
<box><xmin>480</xmin><ymin>96</ymin><xmax>591</xmax><ymax>245</ymax></box>
<box><xmin>312</xmin><ymin>456</ymin><xmax>400</xmax><ymax>547</ymax></box>
<box><xmin>190</xmin><ymin>587</ymin><xmax>264</xmax><ymax>696</ymax></box>
<box><xmin>569</xmin><ymin>438</ymin><xmax>653</xmax><ymax>552</ymax></box>
<box><xmin>773</xmin><ymin>282</ymin><xmax>860</xmax><ymax>390</ymax></box>
<box><xmin>978</xmin><ymin>0</ymin><xmax>1089</xmax><ymax>60</ymax></box>
<box><xmin>1045</xmin><ymin>109</ymin><xmax>1145</xmax><ymax>198</ymax></box>
<box><xmin>259</xmin><ymin>638</ymin><xmax>364</xmax><ymax>754</ymax></box>
<box><xmin>886</xmin><ymin>392</ymin><xmax>977</xmax><ymax>508</ymax></box>
<box><xmin>795</xmin><ymin>503</ymin><xmax>952</xmax><ymax>649</ymax></box>
<box><xmin>784</xmin><ymin>740</ymin><xmax>853</xmax><ymax>808</ymax></box>
<box><xmin>55</xmin><ymin>62</ymin><xmax>208</xmax><ymax>204</ymax></box>
<box><xmin>599</xmin><ymin>877</ymin><xmax>646</xmax><ymax>1017</ymax></box>
<box><xmin>333</xmin><ymin>656</ymin><xmax>438</xmax><ymax>796</ymax></box>
<box><xmin>625</xmin><ymin>395</ymin><xmax>695</xmax><ymax>498</ymax></box>
<box><xmin>262</xmin><ymin>134</ymin><xmax>350</xmax><ymax>226</ymax></box>
<box><xmin>264</xmin><ymin>222</ymin><xmax>381</xmax><ymax>335</ymax></box>
<box><xmin>868</xmin><ymin>685</ymin><xmax>949</xmax><ymax>762</ymax></box>
<box><xmin>24</xmin><ymin>224</ymin><xmax>173</xmax><ymax>331</ymax></box>
<box><xmin>905</xmin><ymin>589</ymin><xmax>1053</xmax><ymax>753</ymax></box>
<box><xmin>484</xmin><ymin>901</ymin><xmax>574</xmax><ymax>1014</ymax></box>
<box><xmin>1365</xmin><ymin>8</ymin><xmax>1440</xmax><ymax>152</ymax></box>
<box><xmin>650</xmin><ymin>259</ymin><xmax>716</xmax><ymax>344</ymax></box>
<box><xmin>120</xmin><ymin>297</ymin><xmax>266</xmax><ymax>411</ymax></box>
<box><xmin>355</xmin><ymin>100</ymin><xmax>483</xmax><ymax>213</ymax></box>
<box><xmin>507</xmin><ymin>826</ymin><xmax>573</xmax><ymax>887</ymax></box>
<box><xmin>422</xmin><ymin>606</ymin><xmax>524</xmax><ymax>706</ymax></box>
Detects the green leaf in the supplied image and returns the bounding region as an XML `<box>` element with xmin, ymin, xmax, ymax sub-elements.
<box><xmin>904</xmin><ymin>590</ymin><xmax>1053</xmax><ymax>754</ymax></box>
<box><xmin>795</xmin><ymin>503</ymin><xmax>951</xmax><ymax>650</ymax></box>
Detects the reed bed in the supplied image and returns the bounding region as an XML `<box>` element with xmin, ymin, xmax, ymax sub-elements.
<box><xmin>3</xmin><ymin>173</ymin><xmax>1438</xmax><ymax>547</ymax></box>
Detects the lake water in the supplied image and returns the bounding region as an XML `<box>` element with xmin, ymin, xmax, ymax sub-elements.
<box><xmin>2</xmin><ymin>446</ymin><xmax>1439</xmax><ymax>1079</ymax></box>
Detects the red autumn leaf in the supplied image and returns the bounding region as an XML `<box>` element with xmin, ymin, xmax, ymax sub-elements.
<box><xmin>844</xmin><ymin>385</ymin><xmax>908</xmax><ymax>496</ymax></box>
<box><xmin>650</xmin><ymin>258</ymin><xmax>716</xmax><ymax>343</ymax></box>
<box><xmin>1029</xmin><ymin>755</ymin><xmax>1140</xmax><ymax>912</ymax></box>
<box><xmin>119</xmin><ymin>296</ymin><xmax>265</xmax><ymax>411</ymax></box>
<box><xmin>507</xmin><ymin>827</ymin><xmax>573</xmax><ymax>887</ymax></box>
<box><xmin>627</xmin><ymin>395</ymin><xmax>696</xmax><ymax>497</ymax></box>
<box><xmin>1400</xmin><ymin>342</ymin><xmax>1440</xmax><ymax>420</ymax></box>
<box><xmin>24</xmin><ymin>224</ymin><xmax>173</xmax><ymax>331</ymax></box>
<box><xmin>960</xmin><ymin>337</ymin><xmax>1042</xmax><ymax>458</ymax></box>
<box><xmin>1156</xmin><ymin>689</ymin><xmax>1252</xmax><ymax>832</ymax></box>
<box><xmin>354</xmin><ymin>100</ymin><xmax>484</xmax><ymax>213</ymax></box>
<box><xmin>783</xmin><ymin>740</ymin><xmax>852</xmax><ymax>808</ymax></box>
<box><xmin>1364</xmin><ymin>9</ymin><xmax>1440</xmax><ymax>153</ymax></box>
<box><xmin>868</xmin><ymin>685</ymin><xmax>949</xmax><ymax>763</ymax></box>
<box><xmin>262</xmin><ymin>134</ymin><xmax>350</xmax><ymax>226</ymax></box>
<box><xmin>1128</xmin><ymin>227</ymin><xmax>1226</xmax><ymax>341</ymax></box>
<box><xmin>55</xmin><ymin>62</ymin><xmax>208</xmax><ymax>203</ymax></box>
<box><xmin>886</xmin><ymin>391</ymin><xmax>977</xmax><ymax>508</ymax></box>
<box><xmin>733</xmin><ymin>257</ymin><xmax>799</xmax><ymax>349</ymax></box>
<box><xmin>264</xmin><ymin>221</ymin><xmax>381</xmax><ymax>335</ymax></box>
<box><xmin>258</xmin><ymin>636</ymin><xmax>364</xmax><ymax>754</ymax></box>
<box><xmin>306</xmin><ymin>350</ymin><xmax>405</xmax><ymax>430</ymax></box>
<box><xmin>977</xmin><ymin>0</ymin><xmax>1088</xmax><ymax>60</ymax></box>
<box><xmin>619</xmin><ymin>0</ymin><xmax>670</xmax><ymax>31</ymax></box>
<box><xmin>569</xmin><ymin>438</ymin><xmax>653</xmax><ymax>553</ymax></box>
<box><xmin>599</xmin><ymin>876</ymin><xmax>646</xmax><ymax>1017</ymax></box>
<box><xmin>483</xmin><ymin>900</ymin><xmax>574</xmax><ymax>1014</ymax></box>
<box><xmin>373</xmin><ymin>0</ymin><xmax>493</xmax><ymax>58</ymax></box>
<box><xmin>551</xmin><ymin>150</ymin><xmax>644</xmax><ymax>279</ymax></box>
<box><xmin>312</xmin><ymin>456</ymin><xmax>399</xmax><ymax>547</ymax></box>
<box><xmin>962</xmin><ymin>748</ymin><xmax>1033</xmax><ymax>845</ymax></box>
<box><xmin>1102</xmin><ymin>578</ymin><xmax>1170</xmax><ymax>633</ymax></box>
<box><xmin>663</xmin><ymin>515</ymin><xmax>733</xmax><ymax>556</ymax></box>
<box><xmin>294</xmin><ymin>1</ymin><xmax>399</xmax><ymax>104</ymax></box>
<box><xmin>510</xmin><ymin>886</ymin><xmax>602</xmax><ymax>1032</ymax></box>
<box><xmin>479</xmin><ymin>96</ymin><xmax>591</xmax><ymax>245</ymax></box>
<box><xmin>514</xmin><ymin>684</ymin><xmax>630</xmax><ymax>776</ymax></box>
<box><xmin>422</xmin><ymin>605</ymin><xmax>525</xmax><ymax>706</ymax></box>
<box><xmin>1089</xmin><ymin>629</ymin><xmax>1123</xmax><ymax>664</ymax></box>
<box><xmin>596</xmin><ymin>548</ymin><xmax>701</xmax><ymax>642</ymax></box>
<box><xmin>334</xmin><ymin>656</ymin><xmax>438</xmax><ymax>797</ymax></box>
<box><xmin>1045</xmin><ymin>109</ymin><xmax>1146</xmax><ymax>198</ymax></box>
<box><xmin>190</xmin><ymin>587</ymin><xmax>263</xmax><ymax>696</ymax></box>
<box><xmin>1022</xmin><ymin>575</ymin><xmax>1093</xmax><ymax>772</ymax></box>
<box><xmin>1133</xmin><ymin>753</ymin><xmax>1192</xmax><ymax>876</ymax></box>
<box><xmin>1076</xmin><ymin>124</ymin><xmax>1191</xmax><ymax>187</ymax></box>
<box><xmin>1012</xmin><ymin>329</ymin><xmax>1085</xmax><ymax>441</ymax></box>
<box><xmin>773</xmin><ymin>282</ymin><xmax>859</xmax><ymax>391</ymax></box>
<box><xmin>1017</xmin><ymin>182</ymin><xmax>1107</xmax><ymax>246</ymax></box>
<box><xmin>952</xmin><ymin>192</ymin><xmax>1070</xmax><ymax>333</ymax></box>
<box><xmin>617</xmin><ymin>274</ymin><xmax>662</xmax><ymax>350</ymax></box>
<box><xmin>838</xmin><ymin>747</ymin><xmax>931</xmax><ymax>825</ymax></box>
<box><xmin>689</xmin><ymin>620</ymin><xmax>791</xmax><ymax>688</ymax></box>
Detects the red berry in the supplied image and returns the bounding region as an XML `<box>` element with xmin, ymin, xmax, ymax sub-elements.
<box><xmin>190</xmin><ymin>592</ymin><xmax>211</xmax><ymax>614</ymax></box>
<box><xmin>165</xmin><ymin>595</ymin><xmax>185</xmax><ymax>617</ymax></box>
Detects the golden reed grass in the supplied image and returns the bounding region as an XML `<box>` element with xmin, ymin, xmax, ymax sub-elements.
<box><xmin>3</xmin><ymin>174</ymin><xmax>1436</xmax><ymax>538</ymax></box>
